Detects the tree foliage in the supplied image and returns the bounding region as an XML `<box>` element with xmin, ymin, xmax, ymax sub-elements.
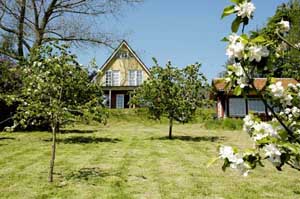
<box><xmin>0</xmin><ymin>59</ymin><xmax>21</xmax><ymax>129</ymax></box>
<box><xmin>131</xmin><ymin>59</ymin><xmax>209</xmax><ymax>139</ymax></box>
<box><xmin>247</xmin><ymin>0</ymin><xmax>300</xmax><ymax>80</ymax></box>
<box><xmin>12</xmin><ymin>43</ymin><xmax>107</xmax><ymax>182</ymax></box>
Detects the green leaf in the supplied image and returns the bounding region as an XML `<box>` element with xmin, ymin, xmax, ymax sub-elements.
<box><xmin>231</xmin><ymin>17</ymin><xmax>242</xmax><ymax>33</ymax></box>
<box><xmin>222</xmin><ymin>5</ymin><xmax>235</xmax><ymax>19</ymax></box>
<box><xmin>252</xmin><ymin>35</ymin><xmax>266</xmax><ymax>43</ymax></box>
<box><xmin>230</xmin><ymin>0</ymin><xmax>243</xmax><ymax>3</ymax></box>
<box><xmin>240</xmin><ymin>34</ymin><xmax>249</xmax><ymax>44</ymax></box>
<box><xmin>227</xmin><ymin>65</ymin><xmax>234</xmax><ymax>71</ymax></box>
<box><xmin>221</xmin><ymin>37</ymin><xmax>229</xmax><ymax>42</ymax></box>
<box><xmin>222</xmin><ymin>158</ymin><xmax>230</xmax><ymax>172</ymax></box>
<box><xmin>233</xmin><ymin>86</ymin><xmax>242</xmax><ymax>96</ymax></box>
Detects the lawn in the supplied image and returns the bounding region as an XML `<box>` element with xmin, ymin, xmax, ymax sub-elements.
<box><xmin>0</xmin><ymin>113</ymin><xmax>300</xmax><ymax>199</ymax></box>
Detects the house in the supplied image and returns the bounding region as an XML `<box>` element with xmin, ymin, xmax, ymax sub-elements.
<box><xmin>212</xmin><ymin>78</ymin><xmax>298</xmax><ymax>119</ymax></box>
<box><xmin>93</xmin><ymin>40</ymin><xmax>151</xmax><ymax>109</ymax></box>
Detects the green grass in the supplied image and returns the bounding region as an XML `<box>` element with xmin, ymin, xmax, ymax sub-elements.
<box><xmin>0</xmin><ymin>114</ymin><xmax>300</xmax><ymax>198</ymax></box>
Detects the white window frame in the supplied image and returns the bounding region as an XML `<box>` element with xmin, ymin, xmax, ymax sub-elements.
<box><xmin>105</xmin><ymin>70</ymin><xmax>112</xmax><ymax>86</ymax></box>
<box><xmin>128</xmin><ymin>70</ymin><xmax>137</xmax><ymax>86</ymax></box>
<box><xmin>119</xmin><ymin>51</ymin><xmax>130</xmax><ymax>59</ymax></box>
<box><xmin>137</xmin><ymin>70</ymin><xmax>143</xmax><ymax>85</ymax></box>
<box><xmin>229</xmin><ymin>98</ymin><xmax>246</xmax><ymax>117</ymax></box>
<box><xmin>112</xmin><ymin>70</ymin><xmax>120</xmax><ymax>86</ymax></box>
<box><xmin>128</xmin><ymin>70</ymin><xmax>143</xmax><ymax>86</ymax></box>
<box><xmin>116</xmin><ymin>94</ymin><xmax>125</xmax><ymax>109</ymax></box>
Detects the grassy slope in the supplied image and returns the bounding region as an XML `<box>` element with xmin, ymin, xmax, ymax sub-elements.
<box><xmin>0</xmin><ymin>112</ymin><xmax>300</xmax><ymax>198</ymax></box>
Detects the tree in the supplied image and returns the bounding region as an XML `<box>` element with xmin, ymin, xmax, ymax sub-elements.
<box><xmin>13</xmin><ymin>43</ymin><xmax>107</xmax><ymax>182</ymax></box>
<box><xmin>217</xmin><ymin>0</ymin><xmax>300</xmax><ymax>175</ymax></box>
<box><xmin>0</xmin><ymin>0</ymin><xmax>142</xmax><ymax>61</ymax></box>
<box><xmin>254</xmin><ymin>0</ymin><xmax>300</xmax><ymax>80</ymax></box>
<box><xmin>131</xmin><ymin>59</ymin><xmax>208</xmax><ymax>139</ymax></box>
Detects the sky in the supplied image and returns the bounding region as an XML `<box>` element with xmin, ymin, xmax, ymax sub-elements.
<box><xmin>75</xmin><ymin>0</ymin><xmax>288</xmax><ymax>82</ymax></box>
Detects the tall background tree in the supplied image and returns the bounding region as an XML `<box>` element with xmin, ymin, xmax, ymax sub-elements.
<box><xmin>250</xmin><ymin>0</ymin><xmax>300</xmax><ymax>80</ymax></box>
<box><xmin>0</xmin><ymin>0</ymin><xmax>142</xmax><ymax>61</ymax></box>
<box><xmin>131</xmin><ymin>59</ymin><xmax>209</xmax><ymax>139</ymax></box>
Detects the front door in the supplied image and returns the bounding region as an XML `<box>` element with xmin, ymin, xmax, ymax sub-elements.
<box><xmin>116</xmin><ymin>94</ymin><xmax>125</xmax><ymax>109</ymax></box>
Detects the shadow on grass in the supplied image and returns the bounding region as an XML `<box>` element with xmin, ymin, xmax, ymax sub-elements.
<box><xmin>0</xmin><ymin>137</ymin><xmax>15</xmax><ymax>141</ymax></box>
<box><xmin>65</xmin><ymin>167</ymin><xmax>113</xmax><ymax>181</ymax></box>
<box><xmin>60</xmin><ymin>129</ymin><xmax>96</xmax><ymax>134</ymax></box>
<box><xmin>151</xmin><ymin>135</ymin><xmax>225</xmax><ymax>142</ymax></box>
<box><xmin>44</xmin><ymin>136</ymin><xmax>121</xmax><ymax>144</ymax></box>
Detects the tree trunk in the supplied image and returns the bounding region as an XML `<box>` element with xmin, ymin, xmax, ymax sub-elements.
<box><xmin>169</xmin><ymin>117</ymin><xmax>173</xmax><ymax>139</ymax></box>
<box><xmin>17</xmin><ymin>0</ymin><xmax>26</xmax><ymax>58</ymax></box>
<box><xmin>49</xmin><ymin>125</ymin><xmax>57</xmax><ymax>182</ymax></box>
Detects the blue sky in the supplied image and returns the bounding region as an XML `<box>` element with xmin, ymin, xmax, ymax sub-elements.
<box><xmin>75</xmin><ymin>0</ymin><xmax>288</xmax><ymax>82</ymax></box>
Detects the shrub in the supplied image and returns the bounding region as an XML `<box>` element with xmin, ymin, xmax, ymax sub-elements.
<box><xmin>204</xmin><ymin>118</ymin><xmax>243</xmax><ymax>130</ymax></box>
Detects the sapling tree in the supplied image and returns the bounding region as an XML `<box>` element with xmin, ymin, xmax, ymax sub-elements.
<box><xmin>131</xmin><ymin>59</ymin><xmax>208</xmax><ymax>139</ymax></box>
<box><xmin>216</xmin><ymin>0</ymin><xmax>300</xmax><ymax>176</ymax></box>
<box><xmin>14</xmin><ymin>43</ymin><xmax>107</xmax><ymax>182</ymax></box>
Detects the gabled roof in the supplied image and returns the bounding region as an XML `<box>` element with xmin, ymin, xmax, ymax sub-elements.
<box><xmin>212</xmin><ymin>78</ymin><xmax>298</xmax><ymax>92</ymax></box>
<box><xmin>93</xmin><ymin>40</ymin><xmax>150</xmax><ymax>82</ymax></box>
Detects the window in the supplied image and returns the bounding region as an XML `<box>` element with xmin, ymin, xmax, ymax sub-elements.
<box><xmin>106</xmin><ymin>70</ymin><xmax>119</xmax><ymax>86</ymax></box>
<box><xmin>229</xmin><ymin>98</ymin><xmax>246</xmax><ymax>117</ymax></box>
<box><xmin>116</xmin><ymin>94</ymin><xmax>124</xmax><ymax>109</ymax></box>
<box><xmin>128</xmin><ymin>70</ymin><xmax>136</xmax><ymax>86</ymax></box>
<box><xmin>248</xmin><ymin>99</ymin><xmax>265</xmax><ymax>114</ymax></box>
<box><xmin>118</xmin><ymin>51</ymin><xmax>130</xmax><ymax>59</ymax></box>
<box><xmin>105</xmin><ymin>71</ymin><xmax>112</xmax><ymax>86</ymax></box>
<box><xmin>137</xmin><ymin>70</ymin><xmax>143</xmax><ymax>85</ymax></box>
<box><xmin>128</xmin><ymin>70</ymin><xmax>143</xmax><ymax>86</ymax></box>
<box><xmin>112</xmin><ymin>70</ymin><xmax>120</xmax><ymax>86</ymax></box>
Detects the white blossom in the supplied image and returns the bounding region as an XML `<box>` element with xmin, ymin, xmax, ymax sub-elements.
<box><xmin>288</xmin><ymin>83</ymin><xmax>297</xmax><ymax>90</ymax></box>
<box><xmin>278</xmin><ymin>19</ymin><xmax>290</xmax><ymax>33</ymax></box>
<box><xmin>219</xmin><ymin>146</ymin><xmax>235</xmax><ymax>161</ymax></box>
<box><xmin>226</xmin><ymin>42</ymin><xmax>245</xmax><ymax>60</ymax></box>
<box><xmin>228</xmin><ymin>33</ymin><xmax>240</xmax><ymax>44</ymax></box>
<box><xmin>231</xmin><ymin>63</ymin><xmax>244</xmax><ymax>77</ymax></box>
<box><xmin>284</xmin><ymin>108</ymin><xmax>291</xmax><ymax>115</ymax></box>
<box><xmin>243</xmin><ymin>115</ymin><xmax>254</xmax><ymax>132</ymax></box>
<box><xmin>264</xmin><ymin>144</ymin><xmax>281</xmax><ymax>166</ymax></box>
<box><xmin>237</xmin><ymin>76</ymin><xmax>248</xmax><ymax>88</ymax></box>
<box><xmin>248</xmin><ymin>45</ymin><xmax>270</xmax><ymax>62</ymax></box>
<box><xmin>291</xmin><ymin>107</ymin><xmax>300</xmax><ymax>117</ymax></box>
<box><xmin>282</xmin><ymin>94</ymin><xmax>293</xmax><ymax>106</ymax></box>
<box><xmin>235</xmin><ymin>1</ymin><xmax>256</xmax><ymax>19</ymax></box>
<box><xmin>277</xmin><ymin>42</ymin><xmax>288</xmax><ymax>52</ymax></box>
<box><xmin>253</xmin><ymin>133</ymin><xmax>268</xmax><ymax>141</ymax></box>
<box><xmin>269</xmin><ymin>82</ymin><xmax>284</xmax><ymax>98</ymax></box>
<box><xmin>295</xmin><ymin>43</ymin><xmax>300</xmax><ymax>50</ymax></box>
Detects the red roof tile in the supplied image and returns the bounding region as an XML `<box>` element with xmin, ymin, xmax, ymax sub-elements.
<box><xmin>212</xmin><ymin>78</ymin><xmax>298</xmax><ymax>91</ymax></box>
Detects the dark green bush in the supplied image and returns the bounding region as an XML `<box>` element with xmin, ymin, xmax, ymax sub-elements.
<box><xmin>204</xmin><ymin>118</ymin><xmax>243</xmax><ymax>130</ymax></box>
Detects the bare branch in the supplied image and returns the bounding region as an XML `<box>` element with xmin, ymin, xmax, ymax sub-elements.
<box><xmin>0</xmin><ymin>0</ymin><xmax>144</xmax><ymax>60</ymax></box>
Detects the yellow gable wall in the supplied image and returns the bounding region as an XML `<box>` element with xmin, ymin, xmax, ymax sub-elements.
<box><xmin>97</xmin><ymin>45</ymin><xmax>150</xmax><ymax>86</ymax></box>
